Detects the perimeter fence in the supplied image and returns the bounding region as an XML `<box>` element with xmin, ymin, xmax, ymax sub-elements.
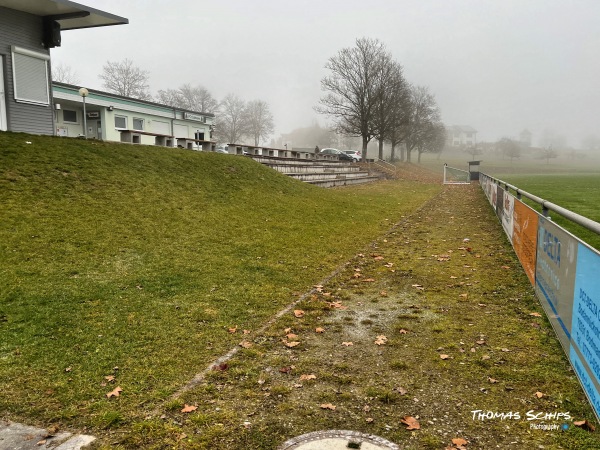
<box><xmin>479</xmin><ymin>172</ymin><xmax>600</xmax><ymax>421</ymax></box>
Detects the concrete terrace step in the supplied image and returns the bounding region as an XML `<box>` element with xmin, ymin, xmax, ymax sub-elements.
<box><xmin>249</xmin><ymin>155</ymin><xmax>351</xmax><ymax>166</ymax></box>
<box><xmin>248</xmin><ymin>154</ymin><xmax>382</xmax><ymax>187</ymax></box>
<box><xmin>266</xmin><ymin>165</ymin><xmax>363</xmax><ymax>174</ymax></box>
<box><xmin>287</xmin><ymin>171</ymin><xmax>373</xmax><ymax>182</ymax></box>
<box><xmin>306</xmin><ymin>176</ymin><xmax>381</xmax><ymax>188</ymax></box>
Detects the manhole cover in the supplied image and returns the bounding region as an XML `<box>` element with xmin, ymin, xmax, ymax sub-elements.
<box><xmin>279</xmin><ymin>430</ymin><xmax>399</xmax><ymax>450</ymax></box>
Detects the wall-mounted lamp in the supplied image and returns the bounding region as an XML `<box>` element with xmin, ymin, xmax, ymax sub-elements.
<box><xmin>78</xmin><ymin>87</ymin><xmax>89</xmax><ymax>139</ymax></box>
<box><xmin>107</xmin><ymin>106</ymin><xmax>114</xmax><ymax>111</ymax></box>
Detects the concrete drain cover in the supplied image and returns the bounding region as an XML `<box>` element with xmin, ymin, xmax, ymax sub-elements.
<box><xmin>279</xmin><ymin>430</ymin><xmax>399</xmax><ymax>450</ymax></box>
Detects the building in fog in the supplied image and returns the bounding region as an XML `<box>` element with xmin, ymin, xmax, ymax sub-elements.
<box><xmin>0</xmin><ymin>0</ymin><xmax>127</xmax><ymax>135</ymax></box>
<box><xmin>519</xmin><ymin>129</ymin><xmax>532</xmax><ymax>147</ymax></box>
<box><xmin>53</xmin><ymin>82</ymin><xmax>216</xmax><ymax>150</ymax></box>
<box><xmin>446</xmin><ymin>125</ymin><xmax>477</xmax><ymax>147</ymax></box>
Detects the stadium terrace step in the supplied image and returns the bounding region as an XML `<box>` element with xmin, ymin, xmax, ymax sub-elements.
<box><xmin>248</xmin><ymin>155</ymin><xmax>382</xmax><ymax>187</ymax></box>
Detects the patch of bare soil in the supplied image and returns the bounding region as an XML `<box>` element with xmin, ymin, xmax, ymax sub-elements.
<box><xmin>111</xmin><ymin>185</ymin><xmax>599</xmax><ymax>450</ymax></box>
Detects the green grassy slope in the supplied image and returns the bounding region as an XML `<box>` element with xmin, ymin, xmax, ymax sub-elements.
<box><xmin>0</xmin><ymin>132</ymin><xmax>440</xmax><ymax>430</ymax></box>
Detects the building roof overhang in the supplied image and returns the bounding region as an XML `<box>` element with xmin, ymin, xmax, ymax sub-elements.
<box><xmin>0</xmin><ymin>0</ymin><xmax>128</xmax><ymax>30</ymax></box>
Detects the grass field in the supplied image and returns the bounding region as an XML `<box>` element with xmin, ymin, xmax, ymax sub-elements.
<box><xmin>0</xmin><ymin>132</ymin><xmax>440</xmax><ymax>433</ymax></box>
<box><xmin>2</xmin><ymin>134</ymin><xmax>599</xmax><ymax>449</ymax></box>
<box><xmin>492</xmin><ymin>174</ymin><xmax>600</xmax><ymax>251</ymax></box>
<box><xmin>418</xmin><ymin>151</ymin><xmax>600</xmax><ymax>251</ymax></box>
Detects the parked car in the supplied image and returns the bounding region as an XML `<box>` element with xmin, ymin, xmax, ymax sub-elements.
<box><xmin>343</xmin><ymin>150</ymin><xmax>361</xmax><ymax>162</ymax></box>
<box><xmin>319</xmin><ymin>148</ymin><xmax>353</xmax><ymax>161</ymax></box>
<box><xmin>215</xmin><ymin>144</ymin><xmax>230</xmax><ymax>154</ymax></box>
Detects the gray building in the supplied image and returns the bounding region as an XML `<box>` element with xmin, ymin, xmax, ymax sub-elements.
<box><xmin>0</xmin><ymin>0</ymin><xmax>127</xmax><ymax>135</ymax></box>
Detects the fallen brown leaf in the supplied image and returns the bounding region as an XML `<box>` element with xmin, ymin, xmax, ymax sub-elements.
<box><xmin>342</xmin><ymin>341</ymin><xmax>354</xmax><ymax>346</ymax></box>
<box><xmin>401</xmin><ymin>415</ymin><xmax>420</xmax><ymax>430</ymax></box>
<box><xmin>573</xmin><ymin>420</ymin><xmax>596</xmax><ymax>431</ymax></box>
<box><xmin>284</xmin><ymin>341</ymin><xmax>300</xmax><ymax>348</ymax></box>
<box><xmin>294</xmin><ymin>310</ymin><xmax>305</xmax><ymax>318</ymax></box>
<box><xmin>452</xmin><ymin>437</ymin><xmax>469</xmax><ymax>447</ymax></box>
<box><xmin>299</xmin><ymin>374</ymin><xmax>317</xmax><ymax>381</ymax></box>
<box><xmin>240</xmin><ymin>341</ymin><xmax>253</xmax><ymax>348</ymax></box>
<box><xmin>181</xmin><ymin>404</ymin><xmax>197</xmax><ymax>413</ymax></box>
<box><xmin>106</xmin><ymin>386</ymin><xmax>123</xmax><ymax>398</ymax></box>
<box><xmin>315</xmin><ymin>327</ymin><xmax>325</xmax><ymax>333</ymax></box>
<box><xmin>320</xmin><ymin>403</ymin><xmax>336</xmax><ymax>410</ymax></box>
<box><xmin>440</xmin><ymin>354</ymin><xmax>450</xmax><ymax>360</ymax></box>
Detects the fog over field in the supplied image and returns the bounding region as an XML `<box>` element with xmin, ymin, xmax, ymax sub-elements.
<box><xmin>53</xmin><ymin>0</ymin><xmax>600</xmax><ymax>150</ymax></box>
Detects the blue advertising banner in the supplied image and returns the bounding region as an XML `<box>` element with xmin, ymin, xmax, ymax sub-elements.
<box><xmin>535</xmin><ymin>216</ymin><xmax>578</xmax><ymax>353</ymax></box>
<box><xmin>480</xmin><ymin>176</ymin><xmax>600</xmax><ymax>421</ymax></box>
<box><xmin>571</xmin><ymin>243</ymin><xmax>600</xmax><ymax>418</ymax></box>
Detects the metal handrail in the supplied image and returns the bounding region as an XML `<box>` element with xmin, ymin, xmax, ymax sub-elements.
<box><xmin>372</xmin><ymin>158</ymin><xmax>397</xmax><ymax>172</ymax></box>
<box><xmin>481</xmin><ymin>172</ymin><xmax>600</xmax><ymax>236</ymax></box>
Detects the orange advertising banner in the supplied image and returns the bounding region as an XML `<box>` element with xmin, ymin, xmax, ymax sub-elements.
<box><xmin>512</xmin><ymin>199</ymin><xmax>539</xmax><ymax>285</ymax></box>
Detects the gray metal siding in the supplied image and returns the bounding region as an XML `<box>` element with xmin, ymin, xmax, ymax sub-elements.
<box><xmin>0</xmin><ymin>6</ymin><xmax>54</xmax><ymax>135</ymax></box>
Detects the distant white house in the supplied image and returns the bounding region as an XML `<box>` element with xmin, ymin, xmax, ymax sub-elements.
<box><xmin>53</xmin><ymin>82</ymin><xmax>216</xmax><ymax>150</ymax></box>
<box><xmin>446</xmin><ymin>125</ymin><xmax>477</xmax><ymax>147</ymax></box>
<box><xmin>0</xmin><ymin>0</ymin><xmax>128</xmax><ymax>135</ymax></box>
<box><xmin>519</xmin><ymin>129</ymin><xmax>532</xmax><ymax>147</ymax></box>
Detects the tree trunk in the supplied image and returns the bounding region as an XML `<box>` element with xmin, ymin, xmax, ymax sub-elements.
<box><xmin>418</xmin><ymin>149</ymin><xmax>422</xmax><ymax>163</ymax></box>
<box><xmin>362</xmin><ymin>135</ymin><xmax>369</xmax><ymax>161</ymax></box>
<box><xmin>378</xmin><ymin>139</ymin><xmax>384</xmax><ymax>161</ymax></box>
<box><xmin>391</xmin><ymin>143</ymin><xmax>396</xmax><ymax>161</ymax></box>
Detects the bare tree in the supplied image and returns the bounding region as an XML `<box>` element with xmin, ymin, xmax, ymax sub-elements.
<box><xmin>244</xmin><ymin>100</ymin><xmax>274</xmax><ymax>146</ymax></box>
<box><xmin>217</xmin><ymin>94</ymin><xmax>247</xmax><ymax>144</ymax></box>
<box><xmin>52</xmin><ymin>62</ymin><xmax>80</xmax><ymax>84</ymax></box>
<box><xmin>156</xmin><ymin>88</ymin><xmax>182</xmax><ymax>107</ymax></box>
<box><xmin>316</xmin><ymin>38</ymin><xmax>390</xmax><ymax>161</ymax></box>
<box><xmin>372</xmin><ymin>59</ymin><xmax>410</xmax><ymax>161</ymax></box>
<box><xmin>416</xmin><ymin>122</ymin><xmax>446</xmax><ymax>163</ymax></box>
<box><xmin>539</xmin><ymin>129</ymin><xmax>567</xmax><ymax>150</ymax></box>
<box><xmin>178</xmin><ymin>84</ymin><xmax>218</xmax><ymax>113</ymax></box>
<box><xmin>99</xmin><ymin>59</ymin><xmax>152</xmax><ymax>100</ymax></box>
<box><xmin>403</xmin><ymin>86</ymin><xmax>441</xmax><ymax>162</ymax></box>
<box><xmin>497</xmin><ymin>137</ymin><xmax>521</xmax><ymax>162</ymax></box>
<box><xmin>538</xmin><ymin>146</ymin><xmax>558</xmax><ymax>164</ymax></box>
<box><xmin>464</xmin><ymin>146</ymin><xmax>483</xmax><ymax>160</ymax></box>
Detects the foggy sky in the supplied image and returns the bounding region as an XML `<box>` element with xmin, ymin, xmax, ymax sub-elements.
<box><xmin>52</xmin><ymin>0</ymin><xmax>600</xmax><ymax>148</ymax></box>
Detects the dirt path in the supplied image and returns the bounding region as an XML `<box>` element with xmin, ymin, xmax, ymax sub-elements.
<box><xmin>110</xmin><ymin>184</ymin><xmax>600</xmax><ymax>449</ymax></box>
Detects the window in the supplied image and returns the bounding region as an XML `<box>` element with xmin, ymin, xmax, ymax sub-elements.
<box><xmin>115</xmin><ymin>116</ymin><xmax>127</xmax><ymax>129</ymax></box>
<box><xmin>11</xmin><ymin>46</ymin><xmax>50</xmax><ymax>105</ymax></box>
<box><xmin>63</xmin><ymin>110</ymin><xmax>77</xmax><ymax>123</ymax></box>
<box><xmin>133</xmin><ymin>118</ymin><xmax>144</xmax><ymax>130</ymax></box>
